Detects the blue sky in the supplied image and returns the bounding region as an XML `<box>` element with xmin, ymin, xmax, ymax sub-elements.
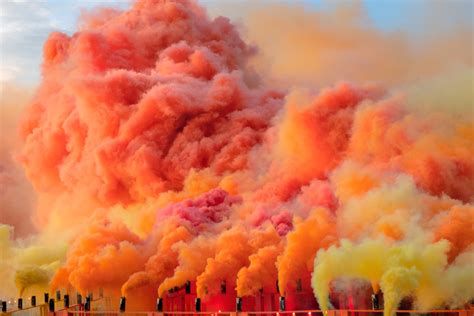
<box><xmin>0</xmin><ymin>0</ymin><xmax>472</xmax><ymax>85</ymax></box>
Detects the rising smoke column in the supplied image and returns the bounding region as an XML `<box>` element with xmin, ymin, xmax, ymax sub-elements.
<box><xmin>11</xmin><ymin>0</ymin><xmax>474</xmax><ymax>312</ymax></box>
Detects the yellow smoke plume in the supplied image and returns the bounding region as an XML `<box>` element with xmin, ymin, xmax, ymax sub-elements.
<box><xmin>0</xmin><ymin>224</ymin><xmax>66</xmax><ymax>298</ymax></box>
<box><xmin>15</xmin><ymin>266</ymin><xmax>52</xmax><ymax>296</ymax></box>
<box><xmin>312</xmin><ymin>239</ymin><xmax>474</xmax><ymax>316</ymax></box>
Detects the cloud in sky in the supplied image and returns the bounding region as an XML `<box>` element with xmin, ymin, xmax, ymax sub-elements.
<box><xmin>0</xmin><ymin>0</ymin><xmax>130</xmax><ymax>84</ymax></box>
<box><xmin>0</xmin><ymin>1</ymin><xmax>55</xmax><ymax>83</ymax></box>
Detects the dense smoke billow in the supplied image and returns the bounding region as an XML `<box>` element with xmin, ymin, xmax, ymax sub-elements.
<box><xmin>1</xmin><ymin>0</ymin><xmax>473</xmax><ymax>314</ymax></box>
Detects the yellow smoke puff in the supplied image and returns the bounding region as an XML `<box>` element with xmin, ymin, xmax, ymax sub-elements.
<box><xmin>311</xmin><ymin>239</ymin><xmax>389</xmax><ymax>311</ymax></box>
<box><xmin>15</xmin><ymin>266</ymin><xmax>52</xmax><ymax>296</ymax></box>
<box><xmin>381</xmin><ymin>267</ymin><xmax>420</xmax><ymax>316</ymax></box>
<box><xmin>0</xmin><ymin>224</ymin><xmax>66</xmax><ymax>297</ymax></box>
<box><xmin>312</xmin><ymin>238</ymin><xmax>474</xmax><ymax>316</ymax></box>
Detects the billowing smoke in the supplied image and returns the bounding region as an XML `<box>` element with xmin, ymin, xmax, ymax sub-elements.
<box><xmin>3</xmin><ymin>0</ymin><xmax>473</xmax><ymax>313</ymax></box>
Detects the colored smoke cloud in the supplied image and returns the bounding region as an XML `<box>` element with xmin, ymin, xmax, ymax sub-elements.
<box><xmin>0</xmin><ymin>84</ymin><xmax>36</xmax><ymax>238</ymax></box>
<box><xmin>1</xmin><ymin>0</ymin><xmax>472</xmax><ymax>314</ymax></box>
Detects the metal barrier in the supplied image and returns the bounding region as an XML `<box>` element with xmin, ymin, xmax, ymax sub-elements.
<box><xmin>1</xmin><ymin>304</ymin><xmax>48</xmax><ymax>316</ymax></box>
<box><xmin>2</xmin><ymin>298</ymin><xmax>110</xmax><ymax>316</ymax></box>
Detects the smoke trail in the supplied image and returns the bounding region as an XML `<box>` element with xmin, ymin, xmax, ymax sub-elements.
<box><xmin>4</xmin><ymin>0</ymin><xmax>472</xmax><ymax>312</ymax></box>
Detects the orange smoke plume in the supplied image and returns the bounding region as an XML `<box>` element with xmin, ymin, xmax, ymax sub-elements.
<box><xmin>7</xmin><ymin>0</ymin><xmax>472</xmax><ymax>312</ymax></box>
<box><xmin>277</xmin><ymin>209</ymin><xmax>336</xmax><ymax>295</ymax></box>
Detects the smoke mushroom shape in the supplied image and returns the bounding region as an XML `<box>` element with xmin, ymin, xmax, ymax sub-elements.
<box><xmin>15</xmin><ymin>266</ymin><xmax>51</xmax><ymax>297</ymax></box>
<box><xmin>10</xmin><ymin>0</ymin><xmax>474</xmax><ymax>313</ymax></box>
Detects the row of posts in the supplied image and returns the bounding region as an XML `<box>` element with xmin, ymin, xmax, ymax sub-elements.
<box><xmin>0</xmin><ymin>294</ymin><xmax>280</xmax><ymax>313</ymax></box>
<box><xmin>117</xmin><ymin>281</ymin><xmax>258</xmax><ymax>313</ymax></box>
<box><xmin>119</xmin><ymin>294</ymin><xmax>380</xmax><ymax>313</ymax></box>
<box><xmin>1</xmin><ymin>285</ymin><xmax>381</xmax><ymax>313</ymax></box>
<box><xmin>119</xmin><ymin>293</ymin><xmax>381</xmax><ymax>312</ymax></box>
<box><xmin>117</xmin><ymin>296</ymin><xmax>285</xmax><ymax>313</ymax></box>
<box><xmin>1</xmin><ymin>291</ymin><xmax>95</xmax><ymax>312</ymax></box>
<box><xmin>1</xmin><ymin>292</ymin><xmax>261</xmax><ymax>312</ymax></box>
